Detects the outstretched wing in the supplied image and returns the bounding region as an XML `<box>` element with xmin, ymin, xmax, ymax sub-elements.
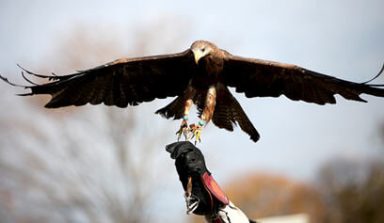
<box><xmin>5</xmin><ymin>50</ymin><xmax>195</xmax><ymax>108</ymax></box>
<box><xmin>222</xmin><ymin>54</ymin><xmax>384</xmax><ymax>105</ymax></box>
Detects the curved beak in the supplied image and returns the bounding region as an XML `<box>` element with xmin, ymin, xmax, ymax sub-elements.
<box><xmin>192</xmin><ymin>49</ymin><xmax>204</xmax><ymax>64</ymax></box>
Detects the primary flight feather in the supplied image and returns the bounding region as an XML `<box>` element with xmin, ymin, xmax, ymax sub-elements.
<box><xmin>1</xmin><ymin>40</ymin><xmax>383</xmax><ymax>143</ymax></box>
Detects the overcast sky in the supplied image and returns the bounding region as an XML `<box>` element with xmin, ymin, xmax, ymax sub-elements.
<box><xmin>1</xmin><ymin>1</ymin><xmax>384</xmax><ymax>221</ymax></box>
<box><xmin>1</xmin><ymin>0</ymin><xmax>384</xmax><ymax>182</ymax></box>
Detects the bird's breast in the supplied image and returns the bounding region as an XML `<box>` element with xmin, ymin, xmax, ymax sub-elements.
<box><xmin>191</xmin><ymin>72</ymin><xmax>217</xmax><ymax>89</ymax></box>
<box><xmin>192</xmin><ymin>56</ymin><xmax>223</xmax><ymax>89</ymax></box>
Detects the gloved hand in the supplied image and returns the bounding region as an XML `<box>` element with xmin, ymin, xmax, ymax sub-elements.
<box><xmin>166</xmin><ymin>141</ymin><xmax>257</xmax><ymax>223</ymax></box>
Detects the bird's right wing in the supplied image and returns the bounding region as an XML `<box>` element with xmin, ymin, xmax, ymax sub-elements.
<box><xmin>0</xmin><ymin>50</ymin><xmax>196</xmax><ymax>108</ymax></box>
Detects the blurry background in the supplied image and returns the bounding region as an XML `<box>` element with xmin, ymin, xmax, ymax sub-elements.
<box><xmin>0</xmin><ymin>0</ymin><xmax>383</xmax><ymax>222</ymax></box>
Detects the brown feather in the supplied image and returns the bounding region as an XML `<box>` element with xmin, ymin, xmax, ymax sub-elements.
<box><xmin>222</xmin><ymin>54</ymin><xmax>384</xmax><ymax>104</ymax></box>
<box><xmin>155</xmin><ymin>96</ymin><xmax>187</xmax><ymax>120</ymax></box>
<box><xmin>212</xmin><ymin>84</ymin><xmax>260</xmax><ymax>142</ymax></box>
<box><xmin>2</xmin><ymin>40</ymin><xmax>383</xmax><ymax>144</ymax></box>
<box><xmin>23</xmin><ymin>50</ymin><xmax>195</xmax><ymax>108</ymax></box>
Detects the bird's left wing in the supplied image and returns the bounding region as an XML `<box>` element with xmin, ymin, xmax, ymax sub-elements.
<box><xmin>1</xmin><ymin>50</ymin><xmax>195</xmax><ymax>108</ymax></box>
<box><xmin>222</xmin><ymin>54</ymin><xmax>384</xmax><ymax>105</ymax></box>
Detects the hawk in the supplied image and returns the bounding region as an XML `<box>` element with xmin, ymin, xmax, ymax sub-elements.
<box><xmin>1</xmin><ymin>40</ymin><xmax>383</xmax><ymax>143</ymax></box>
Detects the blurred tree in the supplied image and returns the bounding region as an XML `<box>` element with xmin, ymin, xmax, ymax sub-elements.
<box><xmin>0</xmin><ymin>20</ymin><xmax>189</xmax><ymax>223</ymax></box>
<box><xmin>317</xmin><ymin>158</ymin><xmax>384</xmax><ymax>223</ymax></box>
<box><xmin>189</xmin><ymin>121</ymin><xmax>384</xmax><ymax>223</ymax></box>
<box><xmin>188</xmin><ymin>173</ymin><xmax>326</xmax><ymax>223</ymax></box>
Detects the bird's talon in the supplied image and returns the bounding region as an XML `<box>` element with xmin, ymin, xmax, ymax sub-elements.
<box><xmin>190</xmin><ymin>124</ymin><xmax>203</xmax><ymax>143</ymax></box>
<box><xmin>176</xmin><ymin>120</ymin><xmax>190</xmax><ymax>141</ymax></box>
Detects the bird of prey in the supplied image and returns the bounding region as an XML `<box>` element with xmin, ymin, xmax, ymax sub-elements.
<box><xmin>166</xmin><ymin>141</ymin><xmax>256</xmax><ymax>223</ymax></box>
<box><xmin>1</xmin><ymin>40</ymin><xmax>383</xmax><ymax>143</ymax></box>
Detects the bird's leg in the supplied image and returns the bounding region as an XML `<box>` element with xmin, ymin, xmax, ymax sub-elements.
<box><xmin>176</xmin><ymin>99</ymin><xmax>193</xmax><ymax>141</ymax></box>
<box><xmin>176</xmin><ymin>117</ymin><xmax>189</xmax><ymax>141</ymax></box>
<box><xmin>191</xmin><ymin>86</ymin><xmax>216</xmax><ymax>143</ymax></box>
<box><xmin>189</xmin><ymin>120</ymin><xmax>205</xmax><ymax>144</ymax></box>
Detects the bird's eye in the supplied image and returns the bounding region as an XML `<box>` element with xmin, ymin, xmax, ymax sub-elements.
<box><xmin>201</xmin><ymin>48</ymin><xmax>205</xmax><ymax>52</ymax></box>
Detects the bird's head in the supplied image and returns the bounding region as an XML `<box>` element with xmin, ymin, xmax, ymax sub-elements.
<box><xmin>190</xmin><ymin>40</ymin><xmax>217</xmax><ymax>64</ymax></box>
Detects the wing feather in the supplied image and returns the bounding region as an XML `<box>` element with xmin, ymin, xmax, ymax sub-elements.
<box><xmin>222</xmin><ymin>54</ymin><xmax>384</xmax><ymax>104</ymax></box>
<box><xmin>213</xmin><ymin>85</ymin><xmax>260</xmax><ymax>142</ymax></box>
<box><xmin>15</xmin><ymin>50</ymin><xmax>195</xmax><ymax>108</ymax></box>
